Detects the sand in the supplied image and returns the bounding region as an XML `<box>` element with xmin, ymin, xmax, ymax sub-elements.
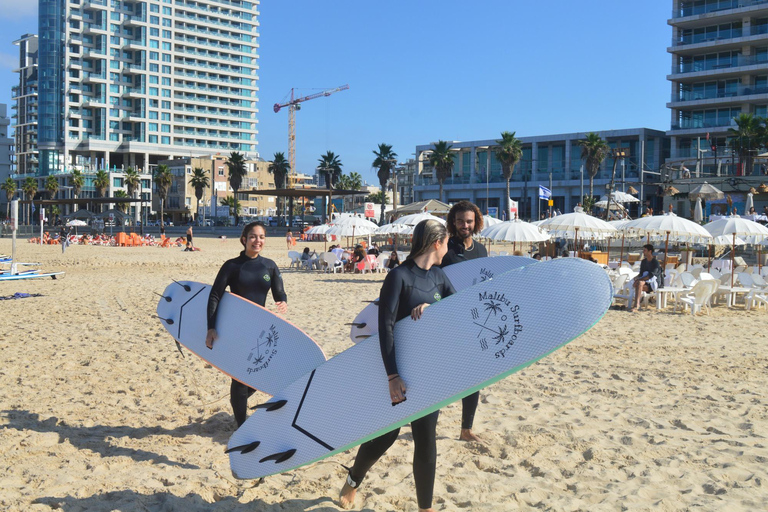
<box><xmin>0</xmin><ymin>235</ymin><xmax>766</xmax><ymax>512</ymax></box>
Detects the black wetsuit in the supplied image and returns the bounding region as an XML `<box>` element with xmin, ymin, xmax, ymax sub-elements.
<box><xmin>348</xmin><ymin>259</ymin><xmax>455</xmax><ymax>510</ymax></box>
<box><xmin>207</xmin><ymin>252</ymin><xmax>286</xmax><ymax>427</ymax></box>
<box><xmin>441</xmin><ymin>236</ymin><xmax>487</xmax><ymax>430</ymax></box>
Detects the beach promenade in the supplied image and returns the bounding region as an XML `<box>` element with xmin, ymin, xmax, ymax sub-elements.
<box><xmin>0</xmin><ymin>236</ymin><xmax>765</xmax><ymax>511</ymax></box>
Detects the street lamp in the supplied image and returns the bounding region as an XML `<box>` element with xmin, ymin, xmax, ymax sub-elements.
<box><xmin>605</xmin><ymin>147</ymin><xmax>629</xmax><ymax>219</ymax></box>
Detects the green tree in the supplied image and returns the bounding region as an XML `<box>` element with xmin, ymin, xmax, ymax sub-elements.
<box><xmin>93</xmin><ymin>170</ymin><xmax>109</xmax><ymax>213</ymax></box>
<box><xmin>1</xmin><ymin>177</ymin><xmax>17</xmax><ymax>220</ymax></box>
<box><xmin>153</xmin><ymin>164</ymin><xmax>173</xmax><ymax>229</ymax></box>
<box><xmin>495</xmin><ymin>132</ymin><xmax>523</xmax><ymax>219</ymax></box>
<box><xmin>427</xmin><ymin>140</ymin><xmax>454</xmax><ymax>203</ymax></box>
<box><xmin>372</xmin><ymin>143</ymin><xmax>397</xmax><ymax>224</ymax></box>
<box><xmin>189</xmin><ymin>167</ymin><xmax>210</xmax><ymax>223</ymax></box>
<box><xmin>268</xmin><ymin>152</ymin><xmax>290</xmax><ymax>225</ymax></box>
<box><xmin>124</xmin><ymin>167</ymin><xmax>141</xmax><ymax>223</ymax></box>
<box><xmin>114</xmin><ymin>190</ymin><xmax>129</xmax><ymax>213</ymax></box>
<box><xmin>318</xmin><ymin>151</ymin><xmax>343</xmax><ymax>221</ymax></box>
<box><xmin>22</xmin><ymin>177</ymin><xmax>38</xmax><ymax>225</ymax></box>
<box><xmin>220</xmin><ymin>195</ymin><xmax>241</xmax><ymax>219</ymax></box>
<box><xmin>579</xmin><ymin>132</ymin><xmax>610</xmax><ymax>207</ymax></box>
<box><xmin>45</xmin><ymin>175</ymin><xmax>59</xmax><ymax>200</ymax></box>
<box><xmin>366</xmin><ymin>191</ymin><xmax>388</xmax><ymax>205</ymax></box>
<box><xmin>728</xmin><ymin>113</ymin><xmax>766</xmax><ymax>176</ymax></box>
<box><xmin>70</xmin><ymin>169</ymin><xmax>84</xmax><ymax>213</ymax></box>
<box><xmin>226</xmin><ymin>151</ymin><xmax>247</xmax><ymax>226</ymax></box>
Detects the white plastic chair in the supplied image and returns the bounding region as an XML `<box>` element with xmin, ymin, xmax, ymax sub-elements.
<box><xmin>675</xmin><ymin>280</ymin><xmax>719</xmax><ymax>316</ymax></box>
<box><xmin>375</xmin><ymin>252</ymin><xmax>389</xmax><ymax>272</ymax></box>
<box><xmin>709</xmin><ymin>268</ymin><xmax>721</xmax><ymax>280</ymax></box>
<box><xmin>321</xmin><ymin>252</ymin><xmax>342</xmax><ymax>273</ymax></box>
<box><xmin>690</xmin><ymin>267</ymin><xmax>703</xmax><ymax>280</ymax></box>
<box><xmin>612</xmin><ymin>274</ymin><xmax>630</xmax><ymax>307</ymax></box>
<box><xmin>288</xmin><ymin>250</ymin><xmax>301</xmax><ymax>269</ymax></box>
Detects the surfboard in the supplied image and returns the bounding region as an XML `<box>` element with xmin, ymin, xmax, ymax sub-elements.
<box><xmin>156</xmin><ymin>281</ymin><xmax>327</xmax><ymax>396</ymax></box>
<box><xmin>349</xmin><ymin>256</ymin><xmax>537</xmax><ymax>342</ymax></box>
<box><xmin>227</xmin><ymin>258</ymin><xmax>613</xmax><ymax>479</ymax></box>
<box><xmin>0</xmin><ymin>271</ymin><xmax>64</xmax><ymax>281</ymax></box>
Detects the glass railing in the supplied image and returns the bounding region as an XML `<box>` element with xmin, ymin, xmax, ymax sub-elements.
<box><xmin>175</xmin><ymin>35</ymin><xmax>252</xmax><ymax>54</ymax></box>
<box><xmin>175</xmin><ymin>0</ymin><xmax>249</xmax><ymax>20</ymax></box>
<box><xmin>173</xmin><ymin>59</ymin><xmax>252</xmax><ymax>76</ymax></box>
<box><xmin>673</xmin><ymin>84</ymin><xmax>768</xmax><ymax>102</ymax></box>
<box><xmin>675</xmin><ymin>54</ymin><xmax>768</xmax><ymax>74</ymax></box>
<box><xmin>670</xmin><ymin>119</ymin><xmax>737</xmax><ymax>130</ymax></box>
<box><xmin>174</xmin><ymin>70</ymin><xmax>248</xmax><ymax>86</ymax></box>
<box><xmin>175</xmin><ymin>12</ymin><xmax>252</xmax><ymax>32</ymax></box>
<box><xmin>675</xmin><ymin>0</ymin><xmax>768</xmax><ymax>18</ymax></box>
<box><xmin>174</xmin><ymin>23</ymin><xmax>245</xmax><ymax>42</ymax></box>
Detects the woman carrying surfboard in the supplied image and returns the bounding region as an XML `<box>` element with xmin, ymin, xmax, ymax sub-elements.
<box><xmin>339</xmin><ymin>219</ymin><xmax>456</xmax><ymax>512</ymax></box>
<box><xmin>206</xmin><ymin>221</ymin><xmax>288</xmax><ymax>427</ymax></box>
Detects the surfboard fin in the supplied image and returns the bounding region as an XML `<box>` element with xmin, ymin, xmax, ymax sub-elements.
<box><xmin>251</xmin><ymin>399</ymin><xmax>287</xmax><ymax>412</ymax></box>
<box><xmin>156</xmin><ymin>315</ymin><xmax>174</xmax><ymax>325</ymax></box>
<box><xmin>344</xmin><ymin>322</ymin><xmax>366</xmax><ymax>328</ymax></box>
<box><xmin>225</xmin><ymin>440</ymin><xmax>261</xmax><ymax>454</ymax></box>
<box><xmin>172</xmin><ymin>279</ymin><xmax>191</xmax><ymax>292</ymax></box>
<box><xmin>154</xmin><ymin>291</ymin><xmax>172</xmax><ymax>302</ymax></box>
<box><xmin>355</xmin><ymin>335</ymin><xmax>370</xmax><ymax>340</ymax></box>
<box><xmin>259</xmin><ymin>449</ymin><xmax>296</xmax><ymax>464</ymax></box>
<box><xmin>175</xmin><ymin>341</ymin><xmax>185</xmax><ymax>358</ymax></box>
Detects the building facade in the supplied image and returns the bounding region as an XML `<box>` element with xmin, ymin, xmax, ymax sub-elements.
<box><xmin>667</xmin><ymin>0</ymin><xmax>768</xmax><ymax>175</ymax></box>
<box><xmin>36</xmin><ymin>0</ymin><xmax>260</xmax><ymax>177</ymax></box>
<box><xmin>12</xmin><ymin>34</ymin><xmax>38</xmax><ymax>177</ymax></box>
<box><xmin>0</xmin><ymin>105</ymin><xmax>13</xmax><ymax>185</ymax></box>
<box><xmin>414</xmin><ymin>129</ymin><xmax>669</xmax><ymax>220</ymax></box>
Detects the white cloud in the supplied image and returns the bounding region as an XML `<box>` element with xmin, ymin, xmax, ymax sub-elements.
<box><xmin>0</xmin><ymin>52</ymin><xmax>18</xmax><ymax>70</ymax></box>
<box><xmin>0</xmin><ymin>0</ymin><xmax>37</xmax><ymax>20</ymax></box>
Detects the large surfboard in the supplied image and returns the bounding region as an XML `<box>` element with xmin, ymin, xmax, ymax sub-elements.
<box><xmin>227</xmin><ymin>258</ymin><xmax>613</xmax><ymax>479</ymax></box>
<box><xmin>156</xmin><ymin>281</ymin><xmax>326</xmax><ymax>396</ymax></box>
<box><xmin>349</xmin><ymin>256</ymin><xmax>537</xmax><ymax>342</ymax></box>
<box><xmin>0</xmin><ymin>271</ymin><xmax>64</xmax><ymax>281</ymax></box>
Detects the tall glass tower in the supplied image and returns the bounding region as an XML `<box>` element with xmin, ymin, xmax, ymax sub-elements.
<box><xmin>36</xmin><ymin>0</ymin><xmax>260</xmax><ymax>176</ymax></box>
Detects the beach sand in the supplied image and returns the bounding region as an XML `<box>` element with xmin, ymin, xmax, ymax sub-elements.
<box><xmin>0</xmin><ymin>235</ymin><xmax>766</xmax><ymax>511</ymax></box>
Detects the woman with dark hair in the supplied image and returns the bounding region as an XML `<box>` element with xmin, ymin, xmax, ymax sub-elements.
<box><xmin>386</xmin><ymin>250</ymin><xmax>400</xmax><ymax>270</ymax></box>
<box><xmin>339</xmin><ymin>219</ymin><xmax>456</xmax><ymax>512</ymax></box>
<box><xmin>205</xmin><ymin>221</ymin><xmax>287</xmax><ymax>427</ymax></box>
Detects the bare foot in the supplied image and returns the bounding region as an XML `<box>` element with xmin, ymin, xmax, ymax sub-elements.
<box><xmin>459</xmin><ymin>428</ymin><xmax>482</xmax><ymax>442</ymax></box>
<box><xmin>419</xmin><ymin>508</ymin><xmax>437</xmax><ymax>512</ymax></box>
<box><xmin>339</xmin><ymin>482</ymin><xmax>356</xmax><ymax>510</ymax></box>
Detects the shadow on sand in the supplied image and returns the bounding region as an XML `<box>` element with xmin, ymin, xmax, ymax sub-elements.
<box><xmin>33</xmin><ymin>489</ymin><xmax>378</xmax><ymax>512</ymax></box>
<box><xmin>1</xmin><ymin>410</ymin><xmax>236</xmax><ymax>469</ymax></box>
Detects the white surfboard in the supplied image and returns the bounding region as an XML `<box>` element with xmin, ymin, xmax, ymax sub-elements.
<box><xmin>349</xmin><ymin>256</ymin><xmax>537</xmax><ymax>343</ymax></box>
<box><xmin>0</xmin><ymin>271</ymin><xmax>64</xmax><ymax>281</ymax></box>
<box><xmin>156</xmin><ymin>281</ymin><xmax>326</xmax><ymax>396</ymax></box>
<box><xmin>227</xmin><ymin>258</ymin><xmax>613</xmax><ymax>479</ymax></box>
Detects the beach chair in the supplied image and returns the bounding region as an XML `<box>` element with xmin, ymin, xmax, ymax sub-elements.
<box><xmin>356</xmin><ymin>256</ymin><xmax>374</xmax><ymax>274</ymax></box>
<box><xmin>611</xmin><ymin>274</ymin><xmax>630</xmax><ymax>307</ymax></box>
<box><xmin>366</xmin><ymin>254</ymin><xmax>378</xmax><ymax>272</ymax></box>
<box><xmin>321</xmin><ymin>252</ymin><xmax>342</xmax><ymax>273</ymax></box>
<box><xmin>287</xmin><ymin>251</ymin><xmax>301</xmax><ymax>269</ymax></box>
<box><xmin>675</xmin><ymin>280</ymin><xmax>719</xmax><ymax>316</ymax></box>
<box><xmin>375</xmin><ymin>253</ymin><xmax>389</xmax><ymax>272</ymax></box>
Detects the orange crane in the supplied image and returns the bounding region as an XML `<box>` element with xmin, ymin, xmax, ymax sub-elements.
<box><xmin>273</xmin><ymin>84</ymin><xmax>349</xmax><ymax>187</ymax></box>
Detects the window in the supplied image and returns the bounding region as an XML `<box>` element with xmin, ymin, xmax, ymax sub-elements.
<box><xmin>162</xmin><ymin>53</ymin><xmax>171</xmax><ymax>62</ymax></box>
<box><xmin>150</xmin><ymin>28</ymin><xmax>159</xmax><ymax>36</ymax></box>
<box><xmin>150</xmin><ymin>39</ymin><xmax>159</xmax><ymax>49</ymax></box>
<box><xmin>110</xmin><ymin>36</ymin><xmax>120</xmax><ymax>45</ymax></box>
<box><xmin>149</xmin><ymin>111</ymin><xmax>159</xmax><ymax>119</ymax></box>
<box><xmin>161</xmin><ymin>112</ymin><xmax>170</xmax><ymax>121</ymax></box>
<box><xmin>162</xmin><ymin>7</ymin><xmax>172</xmax><ymax>15</ymax></box>
<box><xmin>110</xmin><ymin>61</ymin><xmax>120</xmax><ymax>69</ymax></box>
<box><xmin>113</xmin><ymin>177</ymin><xmax>124</xmax><ymax>187</ymax></box>
<box><xmin>161</xmin><ymin>89</ymin><xmax>171</xmax><ymax>97</ymax></box>
<box><xmin>162</xmin><ymin>30</ymin><xmax>171</xmax><ymax>38</ymax></box>
<box><xmin>150</xmin><ymin>99</ymin><xmax>159</xmax><ymax>107</ymax></box>
<box><xmin>162</xmin><ymin>42</ymin><xmax>171</xmax><ymax>51</ymax></box>
<box><xmin>161</xmin><ymin>136</ymin><xmax>171</xmax><ymax>144</ymax></box>
<box><xmin>149</xmin><ymin>51</ymin><xmax>159</xmax><ymax>60</ymax></box>
<box><xmin>162</xmin><ymin>18</ymin><xmax>171</xmax><ymax>27</ymax></box>
<box><xmin>162</xmin><ymin>65</ymin><xmax>171</xmax><ymax>74</ymax></box>
<box><xmin>149</xmin><ymin>75</ymin><xmax>159</xmax><ymax>84</ymax></box>
<box><xmin>149</xmin><ymin>63</ymin><xmax>159</xmax><ymax>72</ymax></box>
<box><xmin>162</xmin><ymin>101</ymin><xmax>170</xmax><ymax>109</ymax></box>
<box><xmin>149</xmin><ymin>123</ymin><xmax>158</xmax><ymax>131</ymax></box>
<box><xmin>218</xmin><ymin>167</ymin><xmax>224</xmax><ymax>176</ymax></box>
<box><xmin>150</xmin><ymin>15</ymin><xmax>159</xmax><ymax>25</ymax></box>
<box><xmin>149</xmin><ymin>87</ymin><xmax>158</xmax><ymax>96</ymax></box>
<box><xmin>161</xmin><ymin>77</ymin><xmax>170</xmax><ymax>86</ymax></box>
<box><xmin>149</xmin><ymin>134</ymin><xmax>158</xmax><ymax>143</ymax></box>
<box><xmin>161</xmin><ymin>124</ymin><xmax>170</xmax><ymax>133</ymax></box>
<box><xmin>150</xmin><ymin>4</ymin><xmax>159</xmax><ymax>12</ymax></box>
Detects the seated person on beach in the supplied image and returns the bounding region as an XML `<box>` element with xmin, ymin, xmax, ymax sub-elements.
<box><xmin>562</xmin><ymin>250</ymin><xmax>569</xmax><ymax>258</ymax></box>
<box><xmin>348</xmin><ymin>245</ymin><xmax>366</xmax><ymax>272</ymax></box>
<box><xmin>532</xmin><ymin>253</ymin><xmax>541</xmax><ymax>260</ymax></box>
<box><xmin>386</xmin><ymin>250</ymin><xmax>400</xmax><ymax>270</ymax></box>
<box><xmin>630</xmin><ymin>244</ymin><xmax>663</xmax><ymax>312</ymax></box>
<box><xmin>367</xmin><ymin>242</ymin><xmax>380</xmax><ymax>256</ymax></box>
<box><xmin>300</xmin><ymin>247</ymin><xmax>320</xmax><ymax>269</ymax></box>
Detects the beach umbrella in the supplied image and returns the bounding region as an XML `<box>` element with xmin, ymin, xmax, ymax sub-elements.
<box><xmin>481</xmin><ymin>219</ymin><xmax>549</xmax><ymax>253</ymax></box>
<box><xmin>621</xmin><ymin>212</ymin><xmax>712</xmax><ymax>266</ymax></box>
<box><xmin>694</xmin><ymin>197</ymin><xmax>703</xmax><ymax>223</ymax></box>
<box><xmin>600</xmin><ymin>191</ymin><xmax>639</xmax><ymax>203</ymax></box>
<box><xmin>705</xmin><ymin>216</ymin><xmax>768</xmax><ymax>284</ymax></box>
<box><xmin>374</xmin><ymin>222</ymin><xmax>413</xmax><ymax>250</ymax></box>
<box><xmin>393</xmin><ymin>212</ymin><xmax>446</xmax><ymax>226</ymax></box>
<box><xmin>483</xmin><ymin>215</ymin><xmax>503</xmax><ymax>227</ymax></box>
<box><xmin>306</xmin><ymin>223</ymin><xmax>332</xmax><ymax>250</ymax></box>
<box><xmin>746</xmin><ymin>193</ymin><xmax>754</xmax><ymax>215</ymax></box>
<box><xmin>688</xmin><ymin>181</ymin><xmax>724</xmax><ymax>201</ymax></box>
<box><xmin>609</xmin><ymin>220</ymin><xmax>632</xmax><ymax>263</ymax></box>
<box><xmin>539</xmin><ymin>212</ymin><xmax>616</xmax><ymax>255</ymax></box>
<box><xmin>66</xmin><ymin>219</ymin><xmax>87</xmax><ymax>227</ymax></box>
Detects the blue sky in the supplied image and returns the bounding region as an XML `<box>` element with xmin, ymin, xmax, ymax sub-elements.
<box><xmin>0</xmin><ymin>1</ymin><xmax>673</xmax><ymax>184</ymax></box>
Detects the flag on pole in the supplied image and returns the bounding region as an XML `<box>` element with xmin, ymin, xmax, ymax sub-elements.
<box><xmin>538</xmin><ymin>185</ymin><xmax>552</xmax><ymax>200</ymax></box>
<box><xmin>509</xmin><ymin>198</ymin><xmax>518</xmax><ymax>219</ymax></box>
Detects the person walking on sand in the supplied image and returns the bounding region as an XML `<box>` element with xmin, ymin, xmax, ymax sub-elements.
<box><xmin>439</xmin><ymin>200</ymin><xmax>487</xmax><ymax>443</ymax></box>
<box><xmin>286</xmin><ymin>229</ymin><xmax>293</xmax><ymax>249</ymax></box>
<box><xmin>339</xmin><ymin>219</ymin><xmax>455</xmax><ymax>512</ymax></box>
<box><xmin>205</xmin><ymin>221</ymin><xmax>287</xmax><ymax>427</ymax></box>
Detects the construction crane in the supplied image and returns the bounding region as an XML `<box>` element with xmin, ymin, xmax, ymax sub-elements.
<box><xmin>273</xmin><ymin>84</ymin><xmax>349</xmax><ymax>187</ymax></box>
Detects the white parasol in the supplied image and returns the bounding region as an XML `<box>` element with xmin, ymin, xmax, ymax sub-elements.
<box><xmin>393</xmin><ymin>212</ymin><xmax>446</xmax><ymax>226</ymax></box>
<box><xmin>480</xmin><ymin>219</ymin><xmax>550</xmax><ymax>243</ymax></box>
<box><xmin>600</xmin><ymin>191</ymin><xmax>639</xmax><ymax>203</ymax></box>
<box><xmin>705</xmin><ymin>215</ymin><xmax>768</xmax><ymax>282</ymax></box>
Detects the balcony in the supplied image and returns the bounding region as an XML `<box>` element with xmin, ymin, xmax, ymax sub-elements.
<box><xmin>124</xmin><ymin>15</ymin><xmax>147</xmax><ymax>26</ymax></box>
<box><xmin>672</xmin><ymin>0</ymin><xmax>768</xmax><ymax>20</ymax></box>
<box><xmin>83</xmin><ymin>22</ymin><xmax>108</xmax><ymax>34</ymax></box>
<box><xmin>669</xmin><ymin>55</ymin><xmax>768</xmax><ymax>80</ymax></box>
<box><xmin>83</xmin><ymin>71</ymin><xmax>107</xmax><ymax>81</ymax></box>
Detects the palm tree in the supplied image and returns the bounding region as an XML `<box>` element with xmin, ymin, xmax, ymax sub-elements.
<box><xmin>579</xmin><ymin>132</ymin><xmax>610</xmax><ymax>207</ymax></box>
<box><xmin>93</xmin><ymin>170</ymin><xmax>109</xmax><ymax>213</ymax></box>
<box><xmin>45</xmin><ymin>175</ymin><xmax>59</xmax><ymax>200</ymax></box>
<box><xmin>22</xmin><ymin>177</ymin><xmax>38</xmax><ymax>225</ymax></box>
<box><xmin>318</xmin><ymin>151</ymin><xmax>343</xmax><ymax>221</ymax></box>
<box><xmin>124</xmin><ymin>166</ymin><xmax>141</xmax><ymax>224</ymax></box>
<box><xmin>114</xmin><ymin>190</ymin><xmax>129</xmax><ymax>213</ymax></box>
<box><xmin>372</xmin><ymin>143</ymin><xmax>397</xmax><ymax>224</ymax></box>
<box><xmin>495</xmin><ymin>132</ymin><xmax>523</xmax><ymax>219</ymax></box>
<box><xmin>189</xmin><ymin>167</ymin><xmax>210</xmax><ymax>224</ymax></box>
<box><xmin>154</xmin><ymin>164</ymin><xmax>173</xmax><ymax>229</ymax></box>
<box><xmin>220</xmin><ymin>196</ymin><xmax>241</xmax><ymax>221</ymax></box>
<box><xmin>427</xmin><ymin>140</ymin><xmax>454</xmax><ymax>203</ymax></box>
<box><xmin>1</xmin><ymin>177</ymin><xmax>16</xmax><ymax>220</ymax></box>
<box><xmin>347</xmin><ymin>172</ymin><xmax>363</xmax><ymax>190</ymax></box>
<box><xmin>268</xmin><ymin>152</ymin><xmax>290</xmax><ymax>226</ymax></box>
<box><xmin>70</xmin><ymin>169</ymin><xmax>84</xmax><ymax>213</ymax></box>
<box><xmin>728</xmin><ymin>113</ymin><xmax>766</xmax><ymax>176</ymax></box>
<box><xmin>226</xmin><ymin>151</ymin><xmax>247</xmax><ymax>226</ymax></box>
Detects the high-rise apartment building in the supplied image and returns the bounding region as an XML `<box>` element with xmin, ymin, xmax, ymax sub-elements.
<box><xmin>37</xmin><ymin>0</ymin><xmax>260</xmax><ymax>177</ymax></box>
<box><xmin>0</xmin><ymin>105</ymin><xmax>13</xmax><ymax>184</ymax></box>
<box><xmin>12</xmin><ymin>34</ymin><xmax>39</xmax><ymax>177</ymax></box>
<box><xmin>667</xmin><ymin>0</ymin><xmax>768</xmax><ymax>175</ymax></box>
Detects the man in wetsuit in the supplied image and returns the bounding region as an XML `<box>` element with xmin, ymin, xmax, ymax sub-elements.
<box><xmin>206</xmin><ymin>221</ymin><xmax>287</xmax><ymax>427</ymax></box>
<box><xmin>440</xmin><ymin>200</ymin><xmax>487</xmax><ymax>442</ymax></box>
